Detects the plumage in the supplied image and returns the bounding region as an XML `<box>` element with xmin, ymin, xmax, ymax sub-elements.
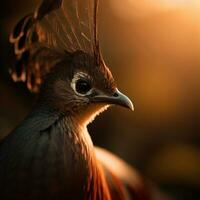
<box><xmin>9</xmin><ymin>0</ymin><xmax>100</xmax><ymax>92</ymax></box>
<box><xmin>0</xmin><ymin>107</ymin><xmax>108</xmax><ymax>199</ymax></box>
<box><xmin>1</xmin><ymin>0</ymin><xmax>161</xmax><ymax>200</ymax></box>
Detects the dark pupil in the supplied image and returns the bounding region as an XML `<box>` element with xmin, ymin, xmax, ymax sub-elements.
<box><xmin>76</xmin><ymin>79</ymin><xmax>91</xmax><ymax>94</ymax></box>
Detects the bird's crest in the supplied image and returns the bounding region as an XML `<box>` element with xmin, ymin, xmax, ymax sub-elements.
<box><xmin>10</xmin><ymin>0</ymin><xmax>100</xmax><ymax>92</ymax></box>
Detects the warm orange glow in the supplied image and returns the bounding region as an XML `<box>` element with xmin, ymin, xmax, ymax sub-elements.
<box><xmin>110</xmin><ymin>0</ymin><xmax>200</xmax><ymax>18</ymax></box>
<box><xmin>104</xmin><ymin>0</ymin><xmax>200</xmax><ymax>119</ymax></box>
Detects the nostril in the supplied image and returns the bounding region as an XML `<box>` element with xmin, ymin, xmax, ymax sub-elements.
<box><xmin>113</xmin><ymin>92</ymin><xmax>119</xmax><ymax>97</ymax></box>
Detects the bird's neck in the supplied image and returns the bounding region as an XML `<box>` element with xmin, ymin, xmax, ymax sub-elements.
<box><xmin>59</xmin><ymin>116</ymin><xmax>111</xmax><ymax>200</ymax></box>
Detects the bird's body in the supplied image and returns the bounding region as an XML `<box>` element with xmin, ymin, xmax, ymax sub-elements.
<box><xmin>0</xmin><ymin>102</ymin><xmax>147</xmax><ymax>200</ymax></box>
<box><xmin>0</xmin><ymin>104</ymin><xmax>109</xmax><ymax>199</ymax></box>
<box><xmin>0</xmin><ymin>0</ymin><xmax>164</xmax><ymax>199</ymax></box>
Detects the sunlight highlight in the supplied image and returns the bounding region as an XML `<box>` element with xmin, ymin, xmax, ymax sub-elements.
<box><xmin>111</xmin><ymin>0</ymin><xmax>200</xmax><ymax>18</ymax></box>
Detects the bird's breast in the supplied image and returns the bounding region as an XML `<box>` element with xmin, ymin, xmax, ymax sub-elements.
<box><xmin>0</xmin><ymin>109</ymin><xmax>112</xmax><ymax>200</ymax></box>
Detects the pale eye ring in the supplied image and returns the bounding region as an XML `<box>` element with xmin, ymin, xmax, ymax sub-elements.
<box><xmin>71</xmin><ymin>72</ymin><xmax>93</xmax><ymax>96</ymax></box>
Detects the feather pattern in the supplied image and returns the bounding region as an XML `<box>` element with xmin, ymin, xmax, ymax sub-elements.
<box><xmin>0</xmin><ymin>106</ymin><xmax>111</xmax><ymax>200</ymax></box>
<box><xmin>10</xmin><ymin>0</ymin><xmax>100</xmax><ymax>92</ymax></box>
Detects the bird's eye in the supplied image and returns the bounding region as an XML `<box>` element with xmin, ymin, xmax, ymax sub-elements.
<box><xmin>75</xmin><ymin>79</ymin><xmax>92</xmax><ymax>95</ymax></box>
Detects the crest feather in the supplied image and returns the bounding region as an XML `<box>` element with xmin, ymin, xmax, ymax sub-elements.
<box><xmin>10</xmin><ymin>0</ymin><xmax>100</xmax><ymax>92</ymax></box>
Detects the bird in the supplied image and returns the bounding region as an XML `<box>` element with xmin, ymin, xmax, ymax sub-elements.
<box><xmin>0</xmin><ymin>0</ymin><xmax>166</xmax><ymax>200</ymax></box>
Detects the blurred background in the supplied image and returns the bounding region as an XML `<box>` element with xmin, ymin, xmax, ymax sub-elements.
<box><xmin>0</xmin><ymin>0</ymin><xmax>200</xmax><ymax>199</ymax></box>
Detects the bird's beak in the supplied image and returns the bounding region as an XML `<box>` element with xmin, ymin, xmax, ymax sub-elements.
<box><xmin>91</xmin><ymin>89</ymin><xmax>134</xmax><ymax>111</ymax></box>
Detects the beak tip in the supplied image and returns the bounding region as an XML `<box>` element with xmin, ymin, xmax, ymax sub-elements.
<box><xmin>114</xmin><ymin>89</ymin><xmax>134</xmax><ymax>111</ymax></box>
<box><xmin>125</xmin><ymin>99</ymin><xmax>134</xmax><ymax>111</ymax></box>
<box><xmin>130</xmin><ymin>103</ymin><xmax>134</xmax><ymax>111</ymax></box>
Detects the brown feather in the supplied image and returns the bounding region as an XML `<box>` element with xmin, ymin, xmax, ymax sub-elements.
<box><xmin>10</xmin><ymin>0</ymin><xmax>101</xmax><ymax>92</ymax></box>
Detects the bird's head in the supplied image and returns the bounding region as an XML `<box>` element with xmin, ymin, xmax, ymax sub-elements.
<box><xmin>41</xmin><ymin>51</ymin><xmax>133</xmax><ymax>126</ymax></box>
<box><xmin>10</xmin><ymin>0</ymin><xmax>133</xmax><ymax>126</ymax></box>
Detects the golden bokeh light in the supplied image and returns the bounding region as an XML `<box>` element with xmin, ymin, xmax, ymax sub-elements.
<box><xmin>110</xmin><ymin>0</ymin><xmax>200</xmax><ymax>18</ymax></box>
<box><xmin>104</xmin><ymin>0</ymin><xmax>200</xmax><ymax>119</ymax></box>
